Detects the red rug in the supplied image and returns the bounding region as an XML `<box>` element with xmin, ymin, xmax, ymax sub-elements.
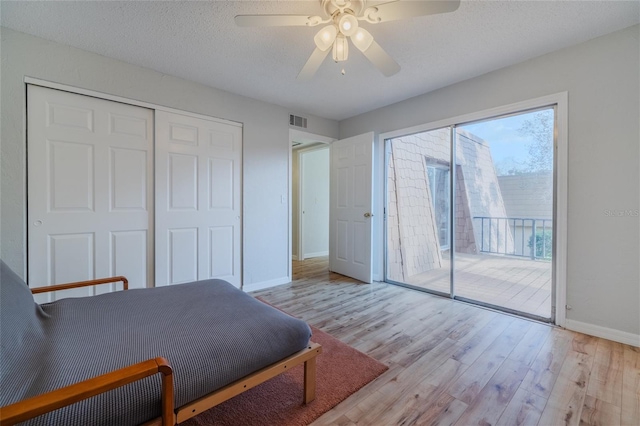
<box><xmin>181</xmin><ymin>325</ymin><xmax>388</xmax><ymax>425</ymax></box>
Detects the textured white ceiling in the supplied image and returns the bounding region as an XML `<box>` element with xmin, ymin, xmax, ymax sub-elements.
<box><xmin>1</xmin><ymin>1</ymin><xmax>638</xmax><ymax>120</ymax></box>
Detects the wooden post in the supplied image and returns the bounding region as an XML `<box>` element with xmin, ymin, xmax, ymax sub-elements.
<box><xmin>303</xmin><ymin>357</ymin><xmax>317</xmax><ymax>404</ymax></box>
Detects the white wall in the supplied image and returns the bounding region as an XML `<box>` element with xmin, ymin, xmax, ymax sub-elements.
<box><xmin>340</xmin><ymin>25</ymin><xmax>640</xmax><ymax>340</ymax></box>
<box><xmin>301</xmin><ymin>147</ymin><xmax>330</xmax><ymax>258</ymax></box>
<box><xmin>0</xmin><ymin>27</ymin><xmax>339</xmax><ymax>288</ymax></box>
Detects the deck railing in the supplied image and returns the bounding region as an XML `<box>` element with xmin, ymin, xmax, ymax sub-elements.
<box><xmin>473</xmin><ymin>216</ymin><xmax>552</xmax><ymax>260</ymax></box>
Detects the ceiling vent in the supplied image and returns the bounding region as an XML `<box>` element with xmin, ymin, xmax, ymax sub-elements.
<box><xmin>289</xmin><ymin>114</ymin><xmax>308</xmax><ymax>129</ymax></box>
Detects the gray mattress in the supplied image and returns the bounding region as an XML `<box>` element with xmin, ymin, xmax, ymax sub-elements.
<box><xmin>0</xmin><ymin>263</ymin><xmax>311</xmax><ymax>425</ymax></box>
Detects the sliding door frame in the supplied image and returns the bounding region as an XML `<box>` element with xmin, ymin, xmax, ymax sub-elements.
<box><xmin>380</xmin><ymin>93</ymin><xmax>568</xmax><ymax>326</ymax></box>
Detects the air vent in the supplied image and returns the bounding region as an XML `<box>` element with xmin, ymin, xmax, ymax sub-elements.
<box><xmin>289</xmin><ymin>114</ymin><xmax>308</xmax><ymax>129</ymax></box>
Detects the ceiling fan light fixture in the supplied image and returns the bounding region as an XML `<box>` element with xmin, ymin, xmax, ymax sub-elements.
<box><xmin>351</xmin><ymin>27</ymin><xmax>373</xmax><ymax>52</ymax></box>
<box><xmin>235</xmin><ymin>0</ymin><xmax>458</xmax><ymax>78</ymax></box>
<box><xmin>338</xmin><ymin>14</ymin><xmax>358</xmax><ymax>36</ymax></box>
<box><xmin>314</xmin><ymin>25</ymin><xmax>338</xmax><ymax>51</ymax></box>
<box><xmin>332</xmin><ymin>34</ymin><xmax>349</xmax><ymax>62</ymax></box>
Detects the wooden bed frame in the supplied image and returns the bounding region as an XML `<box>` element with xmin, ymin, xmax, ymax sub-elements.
<box><xmin>0</xmin><ymin>277</ymin><xmax>322</xmax><ymax>426</ymax></box>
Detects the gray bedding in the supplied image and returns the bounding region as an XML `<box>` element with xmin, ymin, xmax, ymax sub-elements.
<box><xmin>0</xmin><ymin>261</ymin><xmax>311</xmax><ymax>425</ymax></box>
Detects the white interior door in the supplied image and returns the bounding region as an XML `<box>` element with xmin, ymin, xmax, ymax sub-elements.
<box><xmin>155</xmin><ymin>111</ymin><xmax>242</xmax><ymax>288</ymax></box>
<box><xmin>27</xmin><ymin>85</ymin><xmax>153</xmax><ymax>301</ymax></box>
<box><xmin>329</xmin><ymin>132</ymin><xmax>374</xmax><ymax>283</ymax></box>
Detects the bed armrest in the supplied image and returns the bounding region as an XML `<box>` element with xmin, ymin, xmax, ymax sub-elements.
<box><xmin>30</xmin><ymin>276</ymin><xmax>129</xmax><ymax>294</ymax></box>
<box><xmin>0</xmin><ymin>357</ymin><xmax>174</xmax><ymax>426</ymax></box>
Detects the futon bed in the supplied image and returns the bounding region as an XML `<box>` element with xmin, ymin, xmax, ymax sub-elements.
<box><xmin>0</xmin><ymin>260</ymin><xmax>319</xmax><ymax>425</ymax></box>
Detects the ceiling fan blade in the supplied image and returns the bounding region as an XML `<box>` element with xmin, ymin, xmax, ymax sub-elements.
<box><xmin>363</xmin><ymin>0</ymin><xmax>461</xmax><ymax>23</ymax></box>
<box><xmin>297</xmin><ymin>48</ymin><xmax>331</xmax><ymax>80</ymax></box>
<box><xmin>235</xmin><ymin>14</ymin><xmax>320</xmax><ymax>27</ymax></box>
<box><xmin>362</xmin><ymin>40</ymin><xmax>401</xmax><ymax>76</ymax></box>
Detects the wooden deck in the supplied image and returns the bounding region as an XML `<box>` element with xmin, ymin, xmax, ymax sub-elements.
<box><xmin>252</xmin><ymin>258</ymin><xmax>639</xmax><ymax>426</ymax></box>
<box><xmin>399</xmin><ymin>253</ymin><xmax>552</xmax><ymax>318</ymax></box>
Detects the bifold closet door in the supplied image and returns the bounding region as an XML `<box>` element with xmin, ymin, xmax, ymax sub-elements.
<box><xmin>27</xmin><ymin>85</ymin><xmax>154</xmax><ymax>301</ymax></box>
<box><xmin>155</xmin><ymin>111</ymin><xmax>242</xmax><ymax>288</ymax></box>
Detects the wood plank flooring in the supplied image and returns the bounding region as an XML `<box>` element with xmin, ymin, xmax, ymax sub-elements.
<box><xmin>394</xmin><ymin>253</ymin><xmax>552</xmax><ymax>319</ymax></box>
<box><xmin>251</xmin><ymin>257</ymin><xmax>639</xmax><ymax>426</ymax></box>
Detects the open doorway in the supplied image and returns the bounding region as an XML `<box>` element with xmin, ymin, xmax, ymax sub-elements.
<box><xmin>289</xmin><ymin>130</ymin><xmax>334</xmax><ymax>281</ymax></box>
<box><xmin>295</xmin><ymin>146</ymin><xmax>330</xmax><ymax>260</ymax></box>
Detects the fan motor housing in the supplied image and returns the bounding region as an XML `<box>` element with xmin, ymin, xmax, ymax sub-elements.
<box><xmin>322</xmin><ymin>0</ymin><xmax>365</xmax><ymax>18</ymax></box>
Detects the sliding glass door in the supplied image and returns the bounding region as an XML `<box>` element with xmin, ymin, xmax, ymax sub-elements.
<box><xmin>454</xmin><ymin>108</ymin><xmax>554</xmax><ymax>319</ymax></box>
<box><xmin>384</xmin><ymin>106</ymin><xmax>556</xmax><ymax>322</ymax></box>
<box><xmin>385</xmin><ymin>127</ymin><xmax>451</xmax><ymax>296</ymax></box>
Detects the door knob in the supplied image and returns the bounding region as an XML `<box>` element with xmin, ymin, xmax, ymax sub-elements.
<box><xmin>364</xmin><ymin>212</ymin><xmax>373</xmax><ymax>218</ymax></box>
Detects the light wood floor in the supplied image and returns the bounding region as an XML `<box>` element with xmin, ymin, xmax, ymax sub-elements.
<box><xmin>394</xmin><ymin>253</ymin><xmax>551</xmax><ymax>319</ymax></box>
<box><xmin>252</xmin><ymin>257</ymin><xmax>639</xmax><ymax>426</ymax></box>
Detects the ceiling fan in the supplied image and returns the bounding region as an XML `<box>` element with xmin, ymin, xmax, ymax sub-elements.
<box><xmin>235</xmin><ymin>0</ymin><xmax>461</xmax><ymax>80</ymax></box>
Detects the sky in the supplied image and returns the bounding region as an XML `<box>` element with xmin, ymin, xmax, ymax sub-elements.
<box><xmin>459</xmin><ymin>108</ymin><xmax>554</xmax><ymax>174</ymax></box>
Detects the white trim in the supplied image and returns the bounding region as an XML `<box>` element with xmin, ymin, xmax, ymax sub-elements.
<box><xmin>565</xmin><ymin>319</ymin><xmax>640</xmax><ymax>347</ymax></box>
<box><xmin>374</xmin><ymin>134</ymin><xmax>386</xmax><ymax>284</ymax></box>
<box><xmin>21</xmin><ymin>78</ymin><xmax>29</xmax><ymax>280</ymax></box>
<box><xmin>554</xmin><ymin>92</ymin><xmax>568</xmax><ymax>327</ymax></box>
<box><xmin>290</xmin><ymin>129</ymin><xmax>335</xmax><ymax>145</ymax></box>
<box><xmin>298</xmin><ymin>148</ymin><xmax>304</xmax><ymax>262</ymax></box>
<box><xmin>289</xmin><ymin>133</ymin><xmax>293</xmax><ymax>279</ymax></box>
<box><xmin>24</xmin><ymin>76</ymin><xmax>242</xmax><ymax>127</ymax></box>
<box><xmin>379</xmin><ymin>92</ymin><xmax>568</xmax><ymax>326</ymax></box>
<box><xmin>380</xmin><ymin>93</ymin><xmax>568</xmax><ymax>140</ymax></box>
<box><xmin>288</xmin><ymin>129</ymin><xmax>336</xmax><ymax>281</ymax></box>
<box><xmin>303</xmin><ymin>251</ymin><xmax>329</xmax><ymax>258</ymax></box>
<box><xmin>243</xmin><ymin>276</ymin><xmax>291</xmax><ymax>293</ymax></box>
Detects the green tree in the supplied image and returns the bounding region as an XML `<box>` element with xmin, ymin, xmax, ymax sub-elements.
<box><xmin>519</xmin><ymin>110</ymin><xmax>554</xmax><ymax>173</ymax></box>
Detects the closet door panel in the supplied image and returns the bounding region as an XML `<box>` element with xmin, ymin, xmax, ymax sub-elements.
<box><xmin>28</xmin><ymin>85</ymin><xmax>153</xmax><ymax>301</ymax></box>
<box><xmin>155</xmin><ymin>111</ymin><xmax>242</xmax><ymax>288</ymax></box>
<box><xmin>109</xmin><ymin>230</ymin><xmax>148</xmax><ymax>291</ymax></box>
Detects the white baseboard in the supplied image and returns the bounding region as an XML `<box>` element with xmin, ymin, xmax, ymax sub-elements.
<box><xmin>564</xmin><ymin>319</ymin><xmax>640</xmax><ymax>347</ymax></box>
<box><xmin>303</xmin><ymin>251</ymin><xmax>329</xmax><ymax>258</ymax></box>
<box><xmin>291</xmin><ymin>255</ymin><xmax>298</xmax><ymax>261</ymax></box>
<box><xmin>243</xmin><ymin>276</ymin><xmax>291</xmax><ymax>293</ymax></box>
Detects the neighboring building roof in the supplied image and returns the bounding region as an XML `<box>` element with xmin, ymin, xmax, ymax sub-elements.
<box><xmin>497</xmin><ymin>174</ymin><xmax>553</xmax><ymax>220</ymax></box>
